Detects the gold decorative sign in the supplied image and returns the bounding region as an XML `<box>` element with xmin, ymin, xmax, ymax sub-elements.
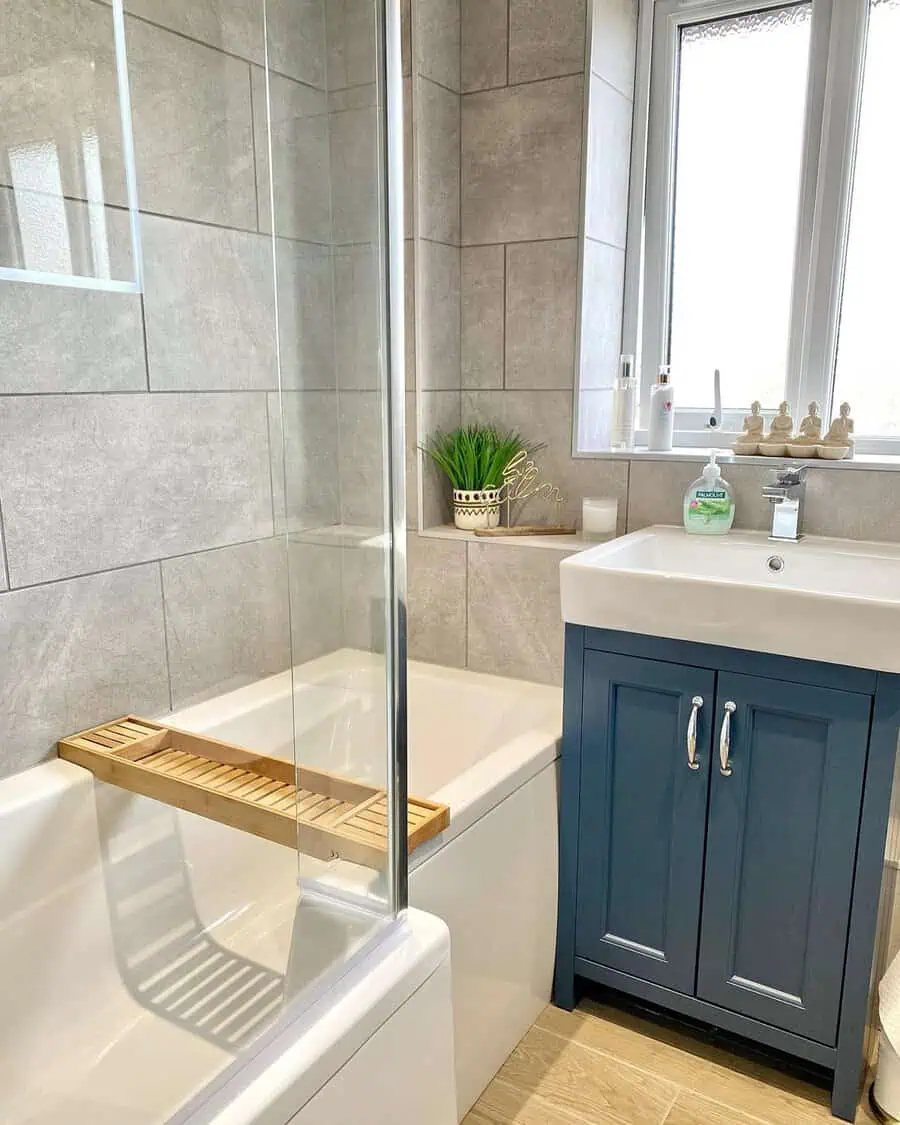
<box><xmin>499</xmin><ymin>449</ymin><xmax>566</xmax><ymax>527</ymax></box>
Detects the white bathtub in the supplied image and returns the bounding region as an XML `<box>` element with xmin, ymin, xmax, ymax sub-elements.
<box><xmin>0</xmin><ymin>649</ymin><xmax>559</xmax><ymax>1124</ymax></box>
<box><xmin>172</xmin><ymin>650</ymin><xmax>563</xmax><ymax>1118</ymax></box>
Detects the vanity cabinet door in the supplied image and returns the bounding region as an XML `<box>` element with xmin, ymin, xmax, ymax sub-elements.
<box><xmin>575</xmin><ymin>651</ymin><xmax>715</xmax><ymax>994</ymax></box>
<box><xmin>697</xmin><ymin>673</ymin><xmax>871</xmax><ymax>1045</ymax></box>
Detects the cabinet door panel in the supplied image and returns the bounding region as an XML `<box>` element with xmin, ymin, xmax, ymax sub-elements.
<box><xmin>698</xmin><ymin>673</ymin><xmax>871</xmax><ymax>1045</ymax></box>
<box><xmin>575</xmin><ymin>652</ymin><xmax>714</xmax><ymax>993</ymax></box>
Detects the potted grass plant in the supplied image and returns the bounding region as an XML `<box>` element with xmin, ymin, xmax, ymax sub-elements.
<box><xmin>421</xmin><ymin>425</ymin><xmax>544</xmax><ymax>530</ymax></box>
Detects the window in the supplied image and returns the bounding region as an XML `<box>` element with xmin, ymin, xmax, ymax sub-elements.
<box><xmin>626</xmin><ymin>0</ymin><xmax>895</xmax><ymax>453</ymax></box>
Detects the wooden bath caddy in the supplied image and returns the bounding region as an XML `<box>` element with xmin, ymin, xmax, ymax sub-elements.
<box><xmin>58</xmin><ymin>717</ymin><xmax>449</xmax><ymax>870</ymax></box>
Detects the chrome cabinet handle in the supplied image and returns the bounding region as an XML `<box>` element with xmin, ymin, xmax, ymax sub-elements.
<box><xmin>719</xmin><ymin>701</ymin><xmax>736</xmax><ymax>776</ymax></box>
<box><xmin>687</xmin><ymin>696</ymin><xmax>703</xmax><ymax>770</ymax></box>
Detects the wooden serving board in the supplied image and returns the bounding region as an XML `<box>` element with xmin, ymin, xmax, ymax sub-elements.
<box><xmin>59</xmin><ymin>717</ymin><xmax>449</xmax><ymax>870</ymax></box>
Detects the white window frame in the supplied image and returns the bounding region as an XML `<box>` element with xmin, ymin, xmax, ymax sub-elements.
<box><xmin>621</xmin><ymin>0</ymin><xmax>882</xmax><ymax>451</ymax></box>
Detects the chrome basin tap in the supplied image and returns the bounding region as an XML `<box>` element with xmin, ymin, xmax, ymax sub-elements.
<box><xmin>762</xmin><ymin>466</ymin><xmax>807</xmax><ymax>541</ymax></box>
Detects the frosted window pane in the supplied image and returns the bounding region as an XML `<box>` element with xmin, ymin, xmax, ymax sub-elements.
<box><xmin>668</xmin><ymin>4</ymin><xmax>812</xmax><ymax>409</ymax></box>
<box><xmin>832</xmin><ymin>0</ymin><xmax>900</xmax><ymax>436</ymax></box>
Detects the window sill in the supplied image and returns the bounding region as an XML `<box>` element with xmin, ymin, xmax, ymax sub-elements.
<box><xmin>576</xmin><ymin>447</ymin><xmax>900</xmax><ymax>472</ymax></box>
<box><xmin>417</xmin><ymin>525</ymin><xmax>593</xmax><ymax>553</ymax></box>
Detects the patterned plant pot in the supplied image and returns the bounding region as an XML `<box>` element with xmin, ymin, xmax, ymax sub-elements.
<box><xmin>453</xmin><ymin>488</ymin><xmax>501</xmax><ymax>530</ymax></box>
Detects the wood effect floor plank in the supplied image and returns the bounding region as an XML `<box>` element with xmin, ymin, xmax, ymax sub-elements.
<box><xmin>497</xmin><ymin>1025</ymin><xmax>677</xmax><ymax>1125</ymax></box>
<box><xmin>537</xmin><ymin>1002</ymin><xmax>712</xmax><ymax>1087</ymax></box>
<box><xmin>466</xmin><ymin>1076</ymin><xmax>594</xmax><ymax>1125</ymax></box>
<box><xmin>662</xmin><ymin>1091</ymin><xmax>771</xmax><ymax>1125</ymax></box>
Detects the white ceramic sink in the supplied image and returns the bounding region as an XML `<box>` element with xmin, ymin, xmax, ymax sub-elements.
<box><xmin>560</xmin><ymin>525</ymin><xmax>900</xmax><ymax>673</ymax></box>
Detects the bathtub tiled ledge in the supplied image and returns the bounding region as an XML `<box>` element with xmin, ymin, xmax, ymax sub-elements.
<box><xmin>419</xmin><ymin>525</ymin><xmax>594</xmax><ymax>552</ymax></box>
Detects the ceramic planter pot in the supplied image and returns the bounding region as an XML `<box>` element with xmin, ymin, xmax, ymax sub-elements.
<box><xmin>453</xmin><ymin>488</ymin><xmax>501</xmax><ymax>530</ymax></box>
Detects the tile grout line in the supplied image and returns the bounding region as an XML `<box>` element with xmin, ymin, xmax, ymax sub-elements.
<box><xmin>502</xmin><ymin>243</ymin><xmax>508</xmax><ymax>390</ymax></box>
<box><xmin>248</xmin><ymin>63</ymin><xmax>261</xmax><ymax>234</ymax></box>
<box><xmin>157</xmin><ymin>560</ymin><xmax>175</xmax><ymax>713</ymax></box>
<box><xmin>0</xmin><ymin>490</ymin><xmax>12</xmax><ymax>590</ymax></box>
<box><xmin>505</xmin><ymin>0</ymin><xmax>511</xmax><ymax>86</ymax></box>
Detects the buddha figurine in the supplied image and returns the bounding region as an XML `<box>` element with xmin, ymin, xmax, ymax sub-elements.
<box><xmin>766</xmin><ymin>401</ymin><xmax>794</xmax><ymax>447</ymax></box>
<box><xmin>733</xmin><ymin>400</ymin><xmax>764</xmax><ymax>453</ymax></box>
<box><xmin>795</xmin><ymin>401</ymin><xmax>823</xmax><ymax>444</ymax></box>
<box><xmin>823</xmin><ymin>401</ymin><xmax>855</xmax><ymax>459</ymax></box>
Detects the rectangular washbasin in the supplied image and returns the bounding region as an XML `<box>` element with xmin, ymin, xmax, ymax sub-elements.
<box><xmin>560</xmin><ymin>525</ymin><xmax>900</xmax><ymax>673</ymax></box>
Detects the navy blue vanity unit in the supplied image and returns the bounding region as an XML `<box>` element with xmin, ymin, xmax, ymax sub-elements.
<box><xmin>555</xmin><ymin>624</ymin><xmax>900</xmax><ymax>1121</ymax></box>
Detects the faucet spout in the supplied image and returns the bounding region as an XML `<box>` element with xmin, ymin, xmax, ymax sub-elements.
<box><xmin>763</xmin><ymin>466</ymin><xmax>807</xmax><ymax>541</ymax></box>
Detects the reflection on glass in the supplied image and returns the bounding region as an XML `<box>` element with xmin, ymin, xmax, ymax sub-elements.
<box><xmin>0</xmin><ymin>0</ymin><xmax>137</xmax><ymax>286</ymax></box>
<box><xmin>668</xmin><ymin>4</ymin><xmax>812</xmax><ymax>408</ymax></box>
<box><xmin>833</xmin><ymin>0</ymin><xmax>900</xmax><ymax>435</ymax></box>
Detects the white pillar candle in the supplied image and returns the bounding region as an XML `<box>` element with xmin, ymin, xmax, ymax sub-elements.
<box><xmin>582</xmin><ymin>497</ymin><xmax>618</xmax><ymax>541</ymax></box>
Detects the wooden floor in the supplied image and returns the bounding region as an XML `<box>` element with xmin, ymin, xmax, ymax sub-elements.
<box><xmin>463</xmin><ymin>998</ymin><xmax>882</xmax><ymax>1125</ymax></box>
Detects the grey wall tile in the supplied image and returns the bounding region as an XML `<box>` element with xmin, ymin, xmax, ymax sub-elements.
<box><xmin>162</xmin><ymin>538</ymin><xmax>291</xmax><ymax>708</ymax></box>
<box><xmin>330</xmin><ymin>101</ymin><xmax>380</xmax><ymax>244</ymax></box>
<box><xmin>467</xmin><ymin>541</ymin><xmax>573</xmax><ymax>684</ymax></box>
<box><xmin>407</xmin><ymin>533</ymin><xmax>467</xmax><ymax>667</ymax></box>
<box><xmin>0</xmin><ymin>393</ymin><xmax>273</xmax><ymax>586</ymax></box>
<box><xmin>0</xmin><ymin>518</ymin><xmax>7</xmax><ymax>592</ymax></box>
<box><xmin>269</xmin><ymin>391</ymin><xmax>340</xmax><ymax>532</ymax></box>
<box><xmin>341</xmin><ymin>539</ymin><xmax>388</xmax><ymax>651</ymax></box>
<box><xmin>509</xmin><ymin>0</ymin><xmax>587</xmax><ymax>84</ymax></box>
<box><xmin>0</xmin><ymin>565</ymin><xmax>170</xmax><ymax>778</ymax></box>
<box><xmin>406</xmin><ymin>238</ymin><xmax>417</xmax><ymax>390</ymax></box>
<box><xmin>338</xmin><ymin>390</ymin><xmax>386</xmax><ymax>528</ymax></box>
<box><xmin>626</xmin><ymin>461</ymin><xmax>771</xmax><ymax>534</ymax></box>
<box><xmin>0</xmin><ymin>283</ymin><xmax>145</xmax><ymax>393</ymax></box>
<box><xmin>266</xmin><ymin>0</ymin><xmax>328</xmax><ymax>88</ymax></box>
<box><xmin>462</xmin><ymin>77</ymin><xmax>583</xmax><ymax>245</ymax></box>
<box><xmin>417</xmin><ymin>0</ymin><xmax>461</xmax><ymax>91</ymax></box>
<box><xmin>591</xmin><ymin>0</ymin><xmax>637</xmax><ymax>97</ymax></box>
<box><xmin>253</xmin><ymin>68</ymin><xmax>331</xmax><ymax>242</ymax></box>
<box><xmin>277</xmin><ymin>239</ymin><xmax>336</xmax><ymax>391</ymax></box>
<box><xmin>402</xmin><ymin>0</ymin><xmax>412</xmax><ymax>77</ymax></box>
<box><xmin>462</xmin><ymin>245</ymin><xmax>505</xmax><ymax>389</ymax></box>
<box><xmin>419</xmin><ymin>390</ymin><xmax>461</xmax><ymax>528</ymax></box>
<box><xmin>461</xmin><ymin>0</ymin><xmax>507</xmax><ymax>92</ymax></box>
<box><xmin>506</xmin><ymin>239</ymin><xmax>578</xmax><ymax>389</ymax></box>
<box><xmin>462</xmin><ymin>389</ymin><xmax>629</xmax><ymax>528</ymax></box>
<box><xmin>406</xmin><ymin>389</ymin><xmax>419</xmax><ymax>528</ymax></box>
<box><xmin>418</xmin><ymin>78</ymin><xmax>461</xmax><ymax>245</ymax></box>
<box><xmin>334</xmin><ymin>243</ymin><xmax>379</xmax><ymax>390</ymax></box>
<box><xmin>326</xmin><ymin>0</ymin><xmax>376</xmax><ymax>90</ymax></box>
<box><xmin>419</xmin><ymin>240</ymin><xmax>461</xmax><ymax>391</ymax></box>
<box><xmin>142</xmin><ymin>214</ymin><xmax>277</xmax><ymax>391</ymax></box>
<box><xmin>125</xmin><ymin>0</ymin><xmax>265</xmax><ymax>67</ymax></box>
<box><xmin>579</xmin><ymin>237</ymin><xmax>625</xmax><ymax>390</ymax></box>
<box><xmin>289</xmin><ymin>540</ymin><xmax>345</xmax><ymax>663</ymax></box>
<box><xmin>804</xmin><ymin>468</ymin><xmax>900</xmax><ymax>542</ymax></box>
<box><xmin>127</xmin><ymin>18</ymin><xmax>257</xmax><ymax>228</ymax></box>
<box><xmin>584</xmin><ymin>74</ymin><xmax>632</xmax><ymax>248</ymax></box>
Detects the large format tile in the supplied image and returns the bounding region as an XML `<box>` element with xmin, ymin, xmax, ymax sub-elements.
<box><xmin>340</xmin><ymin>538</ymin><xmax>389</xmax><ymax>652</ymax></box>
<box><xmin>804</xmin><ymin>467</ymin><xmax>900</xmax><ymax>542</ymax></box>
<box><xmin>326</xmin><ymin>0</ymin><xmax>376</xmax><ymax>91</ymax></box>
<box><xmin>461</xmin><ymin>0</ymin><xmax>507</xmax><ymax>92</ymax></box>
<box><xmin>0</xmin><ymin>394</ymin><xmax>273</xmax><ymax>586</ymax></box>
<box><xmin>266</xmin><ymin>0</ymin><xmax>328</xmax><ymax>88</ymax></box>
<box><xmin>0</xmin><ymin>283</ymin><xmax>145</xmax><ymax>393</ymax></box>
<box><xmin>462</xmin><ymin>77</ymin><xmax>583</xmax><ymax>245</ymax></box>
<box><xmin>338</xmin><ymin>390</ymin><xmax>386</xmax><ymax>529</ymax></box>
<box><xmin>467</xmin><ymin>543</ymin><xmax>573</xmax><ymax>685</ymax></box>
<box><xmin>419</xmin><ymin>240</ymin><xmax>461</xmax><ymax>391</ymax></box>
<box><xmin>289</xmin><ymin>539</ymin><xmax>345</xmax><ymax>664</ymax></box>
<box><xmin>584</xmin><ymin>74</ymin><xmax>633</xmax><ymax>249</ymax></box>
<box><xmin>329</xmin><ymin>99</ymin><xmax>380</xmax><ymax>245</ymax></box>
<box><xmin>417</xmin><ymin>0</ymin><xmax>461</xmax><ymax>91</ymax></box>
<box><xmin>419</xmin><ymin>389</ymin><xmax>461</xmax><ymax>528</ymax></box>
<box><xmin>462</xmin><ymin>390</ymin><xmax>630</xmax><ymax>528</ymax></box>
<box><xmin>333</xmin><ymin>242</ymin><xmax>380</xmax><ymax>390</ymax></box>
<box><xmin>162</xmin><ymin>537</ymin><xmax>291</xmax><ymax>709</ymax></box>
<box><xmin>407</xmin><ymin>533</ymin><xmax>467</xmax><ymax>667</ymax></box>
<box><xmin>506</xmin><ymin>239</ymin><xmax>578</xmax><ymax>389</ymax></box>
<box><xmin>508</xmin><ymin>0</ymin><xmax>587</xmax><ymax>84</ymax></box>
<box><xmin>142</xmin><ymin>214</ymin><xmax>277</xmax><ymax>391</ymax></box>
<box><xmin>579</xmin><ymin>238</ymin><xmax>626</xmax><ymax>390</ymax></box>
<box><xmin>462</xmin><ymin>245</ymin><xmax>505</xmax><ymax>390</ymax></box>
<box><xmin>127</xmin><ymin>18</ymin><xmax>257</xmax><ymax>229</ymax></box>
<box><xmin>277</xmin><ymin>239</ymin><xmax>335</xmax><ymax>391</ymax></box>
<box><xmin>418</xmin><ymin>79</ymin><xmax>461</xmax><ymax>245</ymax></box>
<box><xmin>496</xmin><ymin>1023</ymin><xmax>677</xmax><ymax>1122</ymax></box>
<box><xmin>591</xmin><ymin>0</ymin><xmax>638</xmax><ymax>97</ymax></box>
<box><xmin>0</xmin><ymin>565</ymin><xmax>170</xmax><ymax>778</ymax></box>
<box><xmin>269</xmin><ymin>391</ymin><xmax>340</xmax><ymax>532</ymax></box>
<box><xmin>254</xmin><ymin>68</ymin><xmax>331</xmax><ymax>242</ymax></box>
<box><xmin>626</xmin><ymin>460</ymin><xmax>772</xmax><ymax>535</ymax></box>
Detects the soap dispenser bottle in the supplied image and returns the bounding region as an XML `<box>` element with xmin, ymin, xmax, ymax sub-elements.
<box><xmin>683</xmin><ymin>452</ymin><xmax>735</xmax><ymax>535</ymax></box>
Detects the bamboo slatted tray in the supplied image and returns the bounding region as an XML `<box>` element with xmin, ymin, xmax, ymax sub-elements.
<box><xmin>59</xmin><ymin>716</ymin><xmax>449</xmax><ymax>870</ymax></box>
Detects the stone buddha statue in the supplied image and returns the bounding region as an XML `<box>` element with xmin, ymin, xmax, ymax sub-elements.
<box><xmin>766</xmin><ymin>401</ymin><xmax>793</xmax><ymax>446</ymax></box>
<box><xmin>795</xmin><ymin>401</ymin><xmax>823</xmax><ymax>444</ymax></box>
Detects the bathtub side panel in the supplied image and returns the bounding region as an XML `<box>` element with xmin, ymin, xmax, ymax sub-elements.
<box><xmin>410</xmin><ymin>761</ymin><xmax>560</xmax><ymax>1120</ymax></box>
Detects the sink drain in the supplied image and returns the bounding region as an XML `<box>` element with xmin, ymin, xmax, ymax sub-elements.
<box><xmin>767</xmin><ymin>555</ymin><xmax>786</xmax><ymax>573</ymax></box>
